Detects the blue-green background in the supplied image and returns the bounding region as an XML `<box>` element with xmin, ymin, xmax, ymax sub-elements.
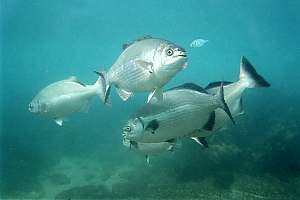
<box><xmin>1</xmin><ymin>0</ymin><xmax>300</xmax><ymax>199</ymax></box>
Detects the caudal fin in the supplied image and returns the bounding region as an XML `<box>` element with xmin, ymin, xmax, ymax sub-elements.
<box><xmin>93</xmin><ymin>75</ymin><xmax>106</xmax><ymax>103</ymax></box>
<box><xmin>216</xmin><ymin>82</ymin><xmax>236</xmax><ymax>125</ymax></box>
<box><xmin>239</xmin><ymin>56</ymin><xmax>271</xmax><ymax>88</ymax></box>
<box><xmin>94</xmin><ymin>70</ymin><xmax>111</xmax><ymax>104</ymax></box>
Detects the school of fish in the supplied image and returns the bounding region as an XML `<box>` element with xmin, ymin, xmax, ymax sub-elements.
<box><xmin>29</xmin><ymin>36</ymin><xmax>270</xmax><ymax>164</ymax></box>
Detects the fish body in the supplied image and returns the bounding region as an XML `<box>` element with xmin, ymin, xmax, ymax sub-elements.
<box><xmin>98</xmin><ymin>37</ymin><xmax>187</xmax><ymax>103</ymax></box>
<box><xmin>190</xmin><ymin>56</ymin><xmax>270</xmax><ymax>137</ymax></box>
<box><xmin>123</xmin><ymin>83</ymin><xmax>234</xmax><ymax>143</ymax></box>
<box><xmin>28</xmin><ymin>76</ymin><xmax>104</xmax><ymax>126</ymax></box>
<box><xmin>123</xmin><ymin>138</ymin><xmax>178</xmax><ymax>164</ymax></box>
<box><xmin>123</xmin><ymin>139</ymin><xmax>177</xmax><ymax>155</ymax></box>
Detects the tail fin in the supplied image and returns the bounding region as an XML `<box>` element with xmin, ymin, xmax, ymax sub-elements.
<box><xmin>215</xmin><ymin>82</ymin><xmax>236</xmax><ymax>125</ymax></box>
<box><xmin>239</xmin><ymin>56</ymin><xmax>271</xmax><ymax>88</ymax></box>
<box><xmin>93</xmin><ymin>75</ymin><xmax>106</xmax><ymax>103</ymax></box>
<box><xmin>94</xmin><ymin>70</ymin><xmax>111</xmax><ymax>104</ymax></box>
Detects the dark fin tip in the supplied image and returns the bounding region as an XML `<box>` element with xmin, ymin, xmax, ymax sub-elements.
<box><xmin>241</xmin><ymin>56</ymin><xmax>271</xmax><ymax>87</ymax></box>
<box><xmin>199</xmin><ymin>137</ymin><xmax>209</xmax><ymax>148</ymax></box>
<box><xmin>104</xmin><ymin>85</ymin><xmax>111</xmax><ymax>104</ymax></box>
<box><xmin>220</xmin><ymin>82</ymin><xmax>236</xmax><ymax>125</ymax></box>
<box><xmin>202</xmin><ymin>111</ymin><xmax>216</xmax><ymax>131</ymax></box>
<box><xmin>94</xmin><ymin>70</ymin><xmax>104</xmax><ymax>78</ymax></box>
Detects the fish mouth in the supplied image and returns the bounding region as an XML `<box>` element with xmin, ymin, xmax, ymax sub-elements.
<box><xmin>178</xmin><ymin>54</ymin><xmax>187</xmax><ymax>57</ymax></box>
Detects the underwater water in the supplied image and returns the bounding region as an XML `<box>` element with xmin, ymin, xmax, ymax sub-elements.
<box><xmin>1</xmin><ymin>0</ymin><xmax>300</xmax><ymax>199</ymax></box>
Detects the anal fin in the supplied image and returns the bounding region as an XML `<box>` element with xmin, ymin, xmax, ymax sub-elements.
<box><xmin>80</xmin><ymin>101</ymin><xmax>90</xmax><ymax>113</ymax></box>
<box><xmin>116</xmin><ymin>88</ymin><xmax>133</xmax><ymax>101</ymax></box>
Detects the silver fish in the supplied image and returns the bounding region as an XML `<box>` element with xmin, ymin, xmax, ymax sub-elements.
<box><xmin>96</xmin><ymin>36</ymin><xmax>187</xmax><ymax>104</ymax></box>
<box><xmin>122</xmin><ymin>138</ymin><xmax>178</xmax><ymax>164</ymax></box>
<box><xmin>189</xmin><ymin>56</ymin><xmax>270</xmax><ymax>138</ymax></box>
<box><xmin>28</xmin><ymin>76</ymin><xmax>105</xmax><ymax>126</ymax></box>
<box><xmin>190</xmin><ymin>38</ymin><xmax>208</xmax><ymax>48</ymax></box>
<box><xmin>123</xmin><ymin>82</ymin><xmax>234</xmax><ymax>143</ymax></box>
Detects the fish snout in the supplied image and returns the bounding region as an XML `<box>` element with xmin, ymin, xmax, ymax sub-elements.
<box><xmin>28</xmin><ymin>102</ymin><xmax>35</xmax><ymax>112</ymax></box>
<box><xmin>176</xmin><ymin>47</ymin><xmax>187</xmax><ymax>57</ymax></box>
<box><xmin>122</xmin><ymin>126</ymin><xmax>132</xmax><ymax>137</ymax></box>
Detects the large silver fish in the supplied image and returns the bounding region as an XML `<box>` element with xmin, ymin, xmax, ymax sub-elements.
<box><xmin>96</xmin><ymin>36</ymin><xmax>187</xmax><ymax>104</ymax></box>
<box><xmin>123</xmin><ymin>138</ymin><xmax>178</xmax><ymax>164</ymax></box>
<box><xmin>28</xmin><ymin>76</ymin><xmax>105</xmax><ymax>126</ymax></box>
<box><xmin>122</xmin><ymin>82</ymin><xmax>234</xmax><ymax>143</ymax></box>
<box><xmin>189</xmin><ymin>56</ymin><xmax>270</xmax><ymax>139</ymax></box>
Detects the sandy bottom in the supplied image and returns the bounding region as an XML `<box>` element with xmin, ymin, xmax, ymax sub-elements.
<box><xmin>5</xmin><ymin>154</ymin><xmax>299</xmax><ymax>200</ymax></box>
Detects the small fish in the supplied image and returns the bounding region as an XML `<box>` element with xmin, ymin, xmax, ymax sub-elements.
<box><xmin>122</xmin><ymin>138</ymin><xmax>178</xmax><ymax>164</ymax></box>
<box><xmin>95</xmin><ymin>36</ymin><xmax>187</xmax><ymax>104</ymax></box>
<box><xmin>28</xmin><ymin>76</ymin><xmax>105</xmax><ymax>126</ymax></box>
<box><xmin>190</xmin><ymin>38</ymin><xmax>208</xmax><ymax>48</ymax></box>
<box><xmin>189</xmin><ymin>56</ymin><xmax>270</xmax><ymax>137</ymax></box>
<box><xmin>123</xmin><ymin>82</ymin><xmax>234</xmax><ymax>143</ymax></box>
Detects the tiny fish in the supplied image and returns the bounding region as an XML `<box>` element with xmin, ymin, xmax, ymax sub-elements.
<box><xmin>190</xmin><ymin>38</ymin><xmax>208</xmax><ymax>48</ymax></box>
<box><xmin>28</xmin><ymin>76</ymin><xmax>105</xmax><ymax>126</ymax></box>
<box><xmin>96</xmin><ymin>36</ymin><xmax>187</xmax><ymax>104</ymax></box>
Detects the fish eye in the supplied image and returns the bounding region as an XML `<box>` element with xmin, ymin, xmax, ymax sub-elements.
<box><xmin>125</xmin><ymin>126</ymin><xmax>131</xmax><ymax>132</ymax></box>
<box><xmin>166</xmin><ymin>49</ymin><xmax>174</xmax><ymax>56</ymax></box>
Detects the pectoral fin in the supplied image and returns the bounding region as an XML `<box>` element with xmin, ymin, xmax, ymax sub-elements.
<box><xmin>116</xmin><ymin>88</ymin><xmax>133</xmax><ymax>101</ymax></box>
<box><xmin>129</xmin><ymin>141</ymin><xmax>138</xmax><ymax>149</ymax></box>
<box><xmin>147</xmin><ymin>88</ymin><xmax>163</xmax><ymax>103</ymax></box>
<box><xmin>135</xmin><ymin>60</ymin><xmax>154</xmax><ymax>74</ymax></box>
<box><xmin>54</xmin><ymin>118</ymin><xmax>64</xmax><ymax>126</ymax></box>
<box><xmin>191</xmin><ymin>137</ymin><xmax>208</xmax><ymax>148</ymax></box>
<box><xmin>145</xmin><ymin>119</ymin><xmax>159</xmax><ymax>134</ymax></box>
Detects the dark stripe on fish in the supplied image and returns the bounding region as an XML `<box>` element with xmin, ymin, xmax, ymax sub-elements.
<box><xmin>137</xmin><ymin>117</ymin><xmax>145</xmax><ymax>129</ymax></box>
<box><xmin>202</xmin><ymin>111</ymin><xmax>216</xmax><ymax>131</ymax></box>
<box><xmin>204</xmin><ymin>81</ymin><xmax>233</xmax><ymax>90</ymax></box>
<box><xmin>167</xmin><ymin>83</ymin><xmax>208</xmax><ymax>94</ymax></box>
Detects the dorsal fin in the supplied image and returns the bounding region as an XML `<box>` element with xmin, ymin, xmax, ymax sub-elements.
<box><xmin>136</xmin><ymin>35</ymin><xmax>152</xmax><ymax>41</ymax></box>
<box><xmin>122</xmin><ymin>43</ymin><xmax>133</xmax><ymax>50</ymax></box>
<box><xmin>122</xmin><ymin>36</ymin><xmax>153</xmax><ymax>50</ymax></box>
<box><xmin>167</xmin><ymin>83</ymin><xmax>208</xmax><ymax>94</ymax></box>
<box><xmin>66</xmin><ymin>76</ymin><xmax>85</xmax><ymax>87</ymax></box>
<box><xmin>205</xmin><ymin>81</ymin><xmax>233</xmax><ymax>90</ymax></box>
